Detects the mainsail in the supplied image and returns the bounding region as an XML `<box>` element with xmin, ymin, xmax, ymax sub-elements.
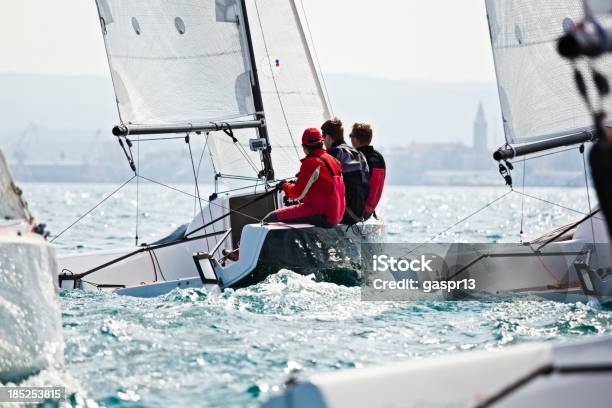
<box><xmin>486</xmin><ymin>0</ymin><xmax>612</xmax><ymax>147</ymax></box>
<box><xmin>96</xmin><ymin>0</ymin><xmax>256</xmax><ymax>126</ymax></box>
<box><xmin>96</xmin><ymin>0</ymin><xmax>330</xmax><ymax>184</ymax></box>
<box><xmin>0</xmin><ymin>150</ymin><xmax>30</xmax><ymax>222</ymax></box>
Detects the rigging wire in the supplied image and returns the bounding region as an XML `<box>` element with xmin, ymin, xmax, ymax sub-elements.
<box><xmin>233</xmin><ymin>139</ymin><xmax>262</xmax><ymax>175</ymax></box>
<box><xmin>519</xmin><ymin>158</ymin><xmax>526</xmax><ymax>243</ymax></box>
<box><xmin>137</xmin><ymin>174</ymin><xmax>342</xmax><ymax>240</ymax></box>
<box><xmin>197</xmin><ymin>134</ymin><xmax>219</xmax><ymax>251</ymax></box>
<box><xmin>186</xmin><ymin>133</ymin><xmax>207</xmax><ymax>229</ymax></box>
<box><xmin>135</xmin><ymin>135</ymin><xmax>140</xmax><ymax>246</ymax></box>
<box><xmin>253</xmin><ymin>0</ymin><xmax>301</xmax><ymax>161</ymax></box>
<box><xmin>185</xmin><ymin>133</ymin><xmax>210</xmax><ymax>248</ymax></box>
<box><xmin>298</xmin><ymin>0</ymin><xmax>334</xmax><ymax>116</ymax></box>
<box><xmin>581</xmin><ymin>144</ymin><xmax>599</xmax><ymax>263</ymax></box>
<box><xmin>407</xmin><ymin>190</ymin><xmax>513</xmax><ymax>255</ymax></box>
<box><xmin>137</xmin><ymin>175</ymin><xmax>262</xmax><ymax>223</ymax></box>
<box><xmin>194</xmin><ymin>140</ymin><xmax>208</xmax><ymax>218</ymax></box>
<box><xmin>511</xmin><ymin>189</ymin><xmax>598</xmax><ymax>218</ymax></box>
<box><xmin>50</xmin><ymin>176</ymin><xmax>136</xmax><ymax>243</ymax></box>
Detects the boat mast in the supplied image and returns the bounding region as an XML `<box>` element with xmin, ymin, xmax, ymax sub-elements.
<box><xmin>239</xmin><ymin>0</ymin><xmax>275</xmax><ymax>181</ymax></box>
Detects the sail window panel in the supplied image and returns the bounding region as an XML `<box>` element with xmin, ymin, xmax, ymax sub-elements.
<box><xmin>207</xmin><ymin>127</ymin><xmax>264</xmax><ymax>186</ymax></box>
<box><xmin>247</xmin><ymin>0</ymin><xmax>331</xmax><ymax>180</ymax></box>
<box><xmin>96</xmin><ymin>0</ymin><xmax>255</xmax><ymax>126</ymax></box>
<box><xmin>486</xmin><ymin>0</ymin><xmax>612</xmax><ymax>145</ymax></box>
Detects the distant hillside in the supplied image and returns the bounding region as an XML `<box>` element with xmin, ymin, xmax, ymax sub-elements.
<box><xmin>0</xmin><ymin>72</ymin><xmax>505</xmax><ymax>184</ymax></box>
<box><xmin>0</xmin><ymin>73</ymin><xmax>117</xmax><ymax>133</ymax></box>
<box><xmin>0</xmin><ymin>72</ymin><xmax>502</xmax><ymax>147</ymax></box>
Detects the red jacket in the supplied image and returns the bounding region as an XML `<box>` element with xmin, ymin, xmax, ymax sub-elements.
<box><xmin>357</xmin><ymin>146</ymin><xmax>386</xmax><ymax>216</ymax></box>
<box><xmin>282</xmin><ymin>148</ymin><xmax>346</xmax><ymax>225</ymax></box>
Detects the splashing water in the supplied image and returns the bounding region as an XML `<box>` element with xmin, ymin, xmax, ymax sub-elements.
<box><xmin>12</xmin><ymin>183</ymin><xmax>612</xmax><ymax>407</ymax></box>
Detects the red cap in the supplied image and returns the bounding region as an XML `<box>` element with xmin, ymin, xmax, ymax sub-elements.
<box><xmin>301</xmin><ymin>128</ymin><xmax>323</xmax><ymax>147</ymax></box>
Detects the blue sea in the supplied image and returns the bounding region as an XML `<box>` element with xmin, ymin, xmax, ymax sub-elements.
<box><xmin>17</xmin><ymin>183</ymin><xmax>612</xmax><ymax>407</ymax></box>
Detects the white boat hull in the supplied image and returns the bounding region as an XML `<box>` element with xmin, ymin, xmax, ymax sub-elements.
<box><xmin>57</xmin><ymin>190</ymin><xmax>384</xmax><ymax>297</ymax></box>
<box><xmin>59</xmin><ymin>221</ymin><xmax>384</xmax><ymax>297</ymax></box>
<box><xmin>262</xmin><ymin>337</ymin><xmax>612</xmax><ymax>408</ymax></box>
<box><xmin>363</xmin><ymin>212</ymin><xmax>611</xmax><ymax>302</ymax></box>
<box><xmin>0</xmin><ymin>229</ymin><xmax>63</xmax><ymax>383</ymax></box>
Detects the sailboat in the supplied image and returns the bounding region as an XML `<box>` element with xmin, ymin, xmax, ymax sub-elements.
<box><xmin>477</xmin><ymin>0</ymin><xmax>612</xmax><ymax>300</ymax></box>
<box><xmin>359</xmin><ymin>0</ymin><xmax>612</xmax><ymax>303</ymax></box>
<box><xmin>0</xmin><ymin>149</ymin><xmax>63</xmax><ymax>383</ymax></box>
<box><xmin>57</xmin><ymin>0</ymin><xmax>383</xmax><ymax>297</ymax></box>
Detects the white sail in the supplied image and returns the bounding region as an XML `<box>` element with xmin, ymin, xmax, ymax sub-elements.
<box><xmin>247</xmin><ymin>0</ymin><xmax>331</xmax><ymax>180</ymax></box>
<box><xmin>0</xmin><ymin>150</ymin><xmax>30</xmax><ymax>222</ymax></box>
<box><xmin>96</xmin><ymin>0</ymin><xmax>256</xmax><ymax>126</ymax></box>
<box><xmin>486</xmin><ymin>0</ymin><xmax>612</xmax><ymax>145</ymax></box>
<box><xmin>211</xmin><ymin>0</ymin><xmax>332</xmax><ymax>183</ymax></box>
<box><xmin>95</xmin><ymin>0</ymin><xmax>329</xmax><ymax>185</ymax></box>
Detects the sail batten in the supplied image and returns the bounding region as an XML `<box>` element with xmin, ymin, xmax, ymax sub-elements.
<box><xmin>486</xmin><ymin>0</ymin><xmax>612</xmax><ymax>148</ymax></box>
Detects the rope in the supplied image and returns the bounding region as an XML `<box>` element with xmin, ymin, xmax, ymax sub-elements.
<box><xmin>253</xmin><ymin>0</ymin><xmax>301</xmax><ymax>161</ymax></box>
<box><xmin>407</xmin><ymin>190</ymin><xmax>513</xmax><ymax>254</ymax></box>
<box><xmin>50</xmin><ymin>176</ymin><xmax>136</xmax><ymax>243</ymax></box>
<box><xmin>216</xmin><ymin>183</ymin><xmax>268</xmax><ymax>196</ymax></box>
<box><xmin>151</xmin><ymin>249</ymin><xmax>165</xmax><ymax>281</ymax></box>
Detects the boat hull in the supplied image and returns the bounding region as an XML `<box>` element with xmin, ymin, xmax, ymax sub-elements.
<box><xmin>0</xmin><ymin>230</ymin><xmax>63</xmax><ymax>383</ymax></box>
<box><xmin>58</xmin><ymin>220</ymin><xmax>385</xmax><ymax>297</ymax></box>
<box><xmin>262</xmin><ymin>337</ymin><xmax>612</xmax><ymax>408</ymax></box>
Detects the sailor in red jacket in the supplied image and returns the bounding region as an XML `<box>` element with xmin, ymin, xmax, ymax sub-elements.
<box><xmin>350</xmin><ymin>123</ymin><xmax>386</xmax><ymax>219</ymax></box>
<box><xmin>263</xmin><ymin>128</ymin><xmax>346</xmax><ymax>227</ymax></box>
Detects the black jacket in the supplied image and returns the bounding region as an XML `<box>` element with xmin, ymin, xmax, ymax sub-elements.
<box><xmin>327</xmin><ymin>142</ymin><xmax>370</xmax><ymax>224</ymax></box>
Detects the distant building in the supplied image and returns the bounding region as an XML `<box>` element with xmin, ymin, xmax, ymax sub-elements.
<box><xmin>473</xmin><ymin>102</ymin><xmax>488</xmax><ymax>152</ymax></box>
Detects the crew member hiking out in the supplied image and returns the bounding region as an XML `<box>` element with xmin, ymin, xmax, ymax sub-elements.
<box><xmin>350</xmin><ymin>123</ymin><xmax>386</xmax><ymax>220</ymax></box>
<box><xmin>321</xmin><ymin>118</ymin><xmax>370</xmax><ymax>225</ymax></box>
<box><xmin>263</xmin><ymin>128</ymin><xmax>346</xmax><ymax>228</ymax></box>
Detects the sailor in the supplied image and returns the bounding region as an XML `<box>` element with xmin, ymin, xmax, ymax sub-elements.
<box><xmin>321</xmin><ymin>118</ymin><xmax>370</xmax><ymax>225</ymax></box>
<box><xmin>350</xmin><ymin>123</ymin><xmax>386</xmax><ymax>219</ymax></box>
<box><xmin>263</xmin><ymin>128</ymin><xmax>346</xmax><ymax>227</ymax></box>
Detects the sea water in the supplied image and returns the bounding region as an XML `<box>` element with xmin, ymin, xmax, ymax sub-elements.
<box><xmin>13</xmin><ymin>183</ymin><xmax>612</xmax><ymax>407</ymax></box>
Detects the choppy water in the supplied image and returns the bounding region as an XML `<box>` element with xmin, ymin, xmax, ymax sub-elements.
<box><xmin>14</xmin><ymin>183</ymin><xmax>612</xmax><ymax>407</ymax></box>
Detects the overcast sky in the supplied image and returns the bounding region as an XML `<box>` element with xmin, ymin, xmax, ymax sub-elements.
<box><xmin>0</xmin><ymin>0</ymin><xmax>496</xmax><ymax>83</ymax></box>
